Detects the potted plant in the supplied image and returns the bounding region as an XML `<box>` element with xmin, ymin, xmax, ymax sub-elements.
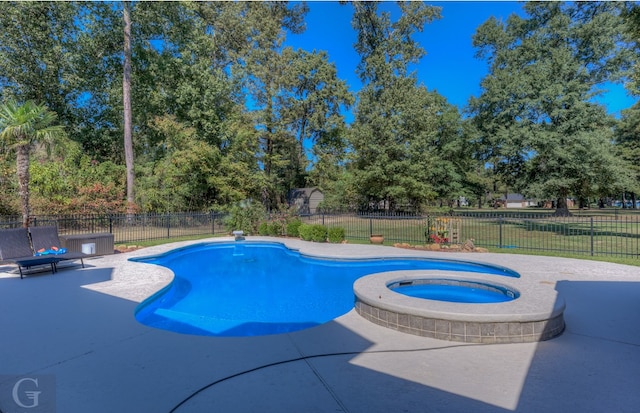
<box><xmin>369</xmin><ymin>234</ymin><xmax>384</xmax><ymax>244</ymax></box>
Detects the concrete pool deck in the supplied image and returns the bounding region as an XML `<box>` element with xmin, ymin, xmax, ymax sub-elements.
<box><xmin>0</xmin><ymin>236</ymin><xmax>639</xmax><ymax>412</ymax></box>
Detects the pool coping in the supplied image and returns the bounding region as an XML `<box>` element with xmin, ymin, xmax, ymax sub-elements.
<box><xmin>353</xmin><ymin>270</ymin><xmax>565</xmax><ymax>343</ymax></box>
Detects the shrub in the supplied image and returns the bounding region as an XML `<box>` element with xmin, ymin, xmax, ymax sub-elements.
<box><xmin>258</xmin><ymin>221</ymin><xmax>269</xmax><ymax>236</ymax></box>
<box><xmin>286</xmin><ymin>218</ymin><xmax>302</xmax><ymax>237</ymax></box>
<box><xmin>327</xmin><ymin>227</ymin><xmax>345</xmax><ymax>243</ymax></box>
<box><xmin>298</xmin><ymin>223</ymin><xmax>313</xmax><ymax>241</ymax></box>
<box><xmin>310</xmin><ymin>224</ymin><xmax>328</xmax><ymax>242</ymax></box>
<box><xmin>223</xmin><ymin>200</ymin><xmax>265</xmax><ymax>235</ymax></box>
<box><xmin>267</xmin><ymin>221</ymin><xmax>283</xmax><ymax>236</ymax></box>
<box><xmin>298</xmin><ymin>223</ymin><xmax>327</xmax><ymax>242</ymax></box>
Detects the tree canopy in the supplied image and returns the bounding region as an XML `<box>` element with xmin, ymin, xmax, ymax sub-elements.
<box><xmin>469</xmin><ymin>2</ymin><xmax>636</xmax><ymax>214</ymax></box>
<box><xmin>348</xmin><ymin>2</ymin><xmax>471</xmax><ymax>211</ymax></box>
<box><xmin>0</xmin><ymin>1</ymin><xmax>638</xmax><ymax>216</ymax></box>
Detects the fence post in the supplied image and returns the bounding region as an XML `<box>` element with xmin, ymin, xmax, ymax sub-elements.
<box><xmin>166</xmin><ymin>213</ymin><xmax>170</xmax><ymax>239</ymax></box>
<box><xmin>322</xmin><ymin>211</ymin><xmax>325</xmax><ymax>226</ymax></box>
<box><xmin>590</xmin><ymin>217</ymin><xmax>594</xmax><ymax>256</ymax></box>
<box><xmin>109</xmin><ymin>215</ymin><xmax>113</xmax><ymax>234</ymax></box>
<box><xmin>369</xmin><ymin>215</ymin><xmax>373</xmax><ymax>236</ymax></box>
<box><xmin>499</xmin><ymin>216</ymin><xmax>503</xmax><ymax>249</ymax></box>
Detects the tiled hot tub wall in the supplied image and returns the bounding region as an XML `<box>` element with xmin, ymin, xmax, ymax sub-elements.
<box><xmin>355</xmin><ymin>300</ymin><xmax>565</xmax><ymax>343</ymax></box>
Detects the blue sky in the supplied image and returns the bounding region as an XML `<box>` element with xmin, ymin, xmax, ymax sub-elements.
<box><xmin>286</xmin><ymin>1</ymin><xmax>637</xmax><ymax>118</ymax></box>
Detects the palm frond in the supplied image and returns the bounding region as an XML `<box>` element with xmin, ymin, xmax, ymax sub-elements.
<box><xmin>0</xmin><ymin>100</ymin><xmax>66</xmax><ymax>148</ymax></box>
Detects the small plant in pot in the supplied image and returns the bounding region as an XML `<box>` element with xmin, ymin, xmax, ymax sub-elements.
<box><xmin>369</xmin><ymin>234</ymin><xmax>384</xmax><ymax>244</ymax></box>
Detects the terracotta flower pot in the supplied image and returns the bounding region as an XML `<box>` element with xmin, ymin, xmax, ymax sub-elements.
<box><xmin>369</xmin><ymin>234</ymin><xmax>384</xmax><ymax>244</ymax></box>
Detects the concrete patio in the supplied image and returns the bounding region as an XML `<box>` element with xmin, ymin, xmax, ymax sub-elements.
<box><xmin>1</xmin><ymin>237</ymin><xmax>639</xmax><ymax>413</ymax></box>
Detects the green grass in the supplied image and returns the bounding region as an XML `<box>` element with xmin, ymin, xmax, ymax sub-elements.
<box><xmin>459</xmin><ymin>217</ymin><xmax>639</xmax><ymax>257</ymax></box>
<box><xmin>452</xmin><ymin>207</ymin><xmax>640</xmax><ymax>218</ymax></box>
<box><xmin>116</xmin><ymin>233</ymin><xmax>223</xmax><ymax>248</ymax></box>
<box><xmin>483</xmin><ymin>247</ymin><xmax>640</xmax><ymax>267</ymax></box>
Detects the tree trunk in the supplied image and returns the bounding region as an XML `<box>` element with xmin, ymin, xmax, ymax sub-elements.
<box><xmin>578</xmin><ymin>197</ymin><xmax>589</xmax><ymax>209</ymax></box>
<box><xmin>16</xmin><ymin>144</ymin><xmax>30</xmax><ymax>227</ymax></box>
<box><xmin>553</xmin><ymin>195</ymin><xmax>572</xmax><ymax>217</ymax></box>
<box><xmin>123</xmin><ymin>1</ymin><xmax>135</xmax><ymax>217</ymax></box>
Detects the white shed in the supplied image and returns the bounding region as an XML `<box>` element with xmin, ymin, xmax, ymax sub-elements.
<box><xmin>288</xmin><ymin>187</ymin><xmax>324</xmax><ymax>214</ymax></box>
<box><xmin>502</xmin><ymin>193</ymin><xmax>537</xmax><ymax>208</ymax></box>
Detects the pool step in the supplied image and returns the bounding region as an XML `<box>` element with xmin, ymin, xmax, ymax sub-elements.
<box><xmin>153</xmin><ymin>308</ymin><xmax>241</xmax><ymax>334</ymax></box>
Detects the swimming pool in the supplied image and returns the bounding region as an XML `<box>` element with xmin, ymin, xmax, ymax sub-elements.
<box><xmin>132</xmin><ymin>241</ymin><xmax>520</xmax><ymax>337</ymax></box>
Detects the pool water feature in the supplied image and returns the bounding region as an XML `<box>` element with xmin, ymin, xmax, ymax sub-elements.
<box><xmin>132</xmin><ymin>241</ymin><xmax>519</xmax><ymax>337</ymax></box>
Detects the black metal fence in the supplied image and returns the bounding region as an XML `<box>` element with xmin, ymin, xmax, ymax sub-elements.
<box><xmin>1</xmin><ymin>210</ymin><xmax>638</xmax><ymax>259</ymax></box>
<box><xmin>0</xmin><ymin>212</ymin><xmax>228</xmax><ymax>244</ymax></box>
<box><xmin>302</xmin><ymin>210</ymin><xmax>640</xmax><ymax>259</ymax></box>
<box><xmin>453</xmin><ymin>212</ymin><xmax>640</xmax><ymax>258</ymax></box>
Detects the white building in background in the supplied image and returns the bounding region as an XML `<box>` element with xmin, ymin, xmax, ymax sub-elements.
<box><xmin>288</xmin><ymin>187</ymin><xmax>324</xmax><ymax>214</ymax></box>
<box><xmin>501</xmin><ymin>193</ymin><xmax>537</xmax><ymax>208</ymax></box>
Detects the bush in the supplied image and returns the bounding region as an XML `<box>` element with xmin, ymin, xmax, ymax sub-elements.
<box><xmin>223</xmin><ymin>200</ymin><xmax>266</xmax><ymax>235</ymax></box>
<box><xmin>286</xmin><ymin>218</ymin><xmax>302</xmax><ymax>237</ymax></box>
<box><xmin>258</xmin><ymin>221</ymin><xmax>269</xmax><ymax>235</ymax></box>
<box><xmin>298</xmin><ymin>223</ymin><xmax>313</xmax><ymax>241</ymax></box>
<box><xmin>267</xmin><ymin>221</ymin><xmax>283</xmax><ymax>236</ymax></box>
<box><xmin>298</xmin><ymin>223</ymin><xmax>328</xmax><ymax>242</ymax></box>
<box><xmin>310</xmin><ymin>224</ymin><xmax>328</xmax><ymax>242</ymax></box>
<box><xmin>327</xmin><ymin>227</ymin><xmax>345</xmax><ymax>243</ymax></box>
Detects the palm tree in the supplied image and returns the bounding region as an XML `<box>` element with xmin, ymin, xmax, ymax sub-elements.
<box><xmin>0</xmin><ymin>100</ymin><xmax>65</xmax><ymax>227</ymax></box>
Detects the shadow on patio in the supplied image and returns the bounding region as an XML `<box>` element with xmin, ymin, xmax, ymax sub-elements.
<box><xmin>0</xmin><ymin>261</ymin><xmax>638</xmax><ymax>412</ymax></box>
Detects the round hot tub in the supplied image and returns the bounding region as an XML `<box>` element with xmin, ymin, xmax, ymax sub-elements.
<box><xmin>388</xmin><ymin>279</ymin><xmax>519</xmax><ymax>304</ymax></box>
<box><xmin>354</xmin><ymin>270</ymin><xmax>565</xmax><ymax>343</ymax></box>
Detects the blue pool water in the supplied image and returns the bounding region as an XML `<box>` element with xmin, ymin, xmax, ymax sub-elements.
<box><xmin>390</xmin><ymin>281</ymin><xmax>518</xmax><ymax>303</ymax></box>
<box><xmin>132</xmin><ymin>241</ymin><xmax>519</xmax><ymax>337</ymax></box>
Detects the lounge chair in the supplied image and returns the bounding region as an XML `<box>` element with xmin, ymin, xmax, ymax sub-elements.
<box><xmin>29</xmin><ymin>226</ymin><xmax>87</xmax><ymax>270</ymax></box>
<box><xmin>0</xmin><ymin>228</ymin><xmax>59</xmax><ymax>278</ymax></box>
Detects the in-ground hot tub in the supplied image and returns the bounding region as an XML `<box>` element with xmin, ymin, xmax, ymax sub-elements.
<box><xmin>354</xmin><ymin>270</ymin><xmax>565</xmax><ymax>343</ymax></box>
<box><xmin>388</xmin><ymin>278</ymin><xmax>520</xmax><ymax>304</ymax></box>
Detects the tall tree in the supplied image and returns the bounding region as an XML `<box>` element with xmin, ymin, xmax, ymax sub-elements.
<box><xmin>614</xmin><ymin>104</ymin><xmax>640</xmax><ymax>208</ymax></box>
<box><xmin>617</xmin><ymin>3</ymin><xmax>640</xmax><ymax>208</ymax></box>
<box><xmin>242</xmin><ymin>2</ymin><xmax>354</xmax><ymax>209</ymax></box>
<box><xmin>264</xmin><ymin>48</ymin><xmax>353</xmax><ymax>204</ymax></box>
<box><xmin>123</xmin><ymin>1</ymin><xmax>135</xmax><ymax>215</ymax></box>
<box><xmin>0</xmin><ymin>101</ymin><xmax>65</xmax><ymax>226</ymax></box>
<box><xmin>0</xmin><ymin>2</ymin><xmax>78</xmax><ymax>120</ymax></box>
<box><xmin>623</xmin><ymin>2</ymin><xmax>640</xmax><ymax>96</ymax></box>
<box><xmin>470</xmin><ymin>2</ymin><xmax>635</xmax><ymax>215</ymax></box>
<box><xmin>349</xmin><ymin>2</ymin><xmax>462</xmax><ymax>212</ymax></box>
<box><xmin>132</xmin><ymin>2</ymin><xmax>306</xmax><ymax>211</ymax></box>
<box><xmin>243</xmin><ymin>2</ymin><xmax>307</xmax><ymax>209</ymax></box>
<box><xmin>0</xmin><ymin>2</ymin><xmax>125</xmax><ymax>161</ymax></box>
